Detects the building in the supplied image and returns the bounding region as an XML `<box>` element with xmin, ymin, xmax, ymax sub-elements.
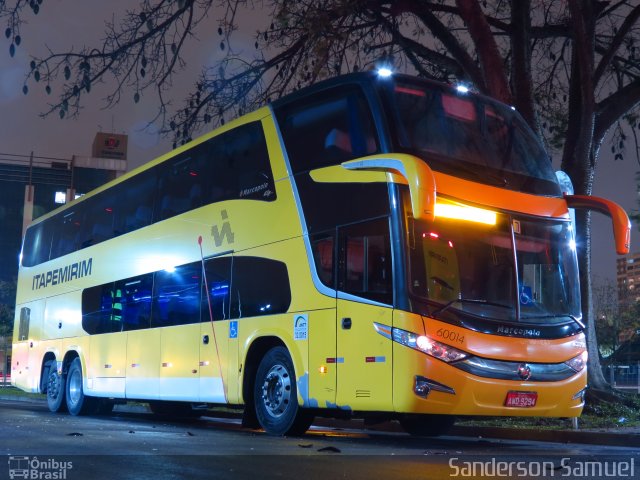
<box><xmin>616</xmin><ymin>251</ymin><xmax>640</xmax><ymax>306</ymax></box>
<box><xmin>0</xmin><ymin>135</ymin><xmax>128</xmax><ymax>284</ymax></box>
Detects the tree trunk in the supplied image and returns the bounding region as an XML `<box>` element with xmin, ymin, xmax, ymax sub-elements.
<box><xmin>563</xmin><ymin>0</ymin><xmax>610</xmax><ymax>391</ymax></box>
<box><xmin>575</xmin><ymin>209</ymin><xmax>610</xmax><ymax>390</ymax></box>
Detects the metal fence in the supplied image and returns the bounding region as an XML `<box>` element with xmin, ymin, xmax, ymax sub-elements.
<box><xmin>604</xmin><ymin>363</ymin><xmax>640</xmax><ymax>393</ymax></box>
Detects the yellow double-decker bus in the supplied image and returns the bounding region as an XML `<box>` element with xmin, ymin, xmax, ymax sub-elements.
<box><xmin>11</xmin><ymin>71</ymin><xmax>630</xmax><ymax>436</ymax></box>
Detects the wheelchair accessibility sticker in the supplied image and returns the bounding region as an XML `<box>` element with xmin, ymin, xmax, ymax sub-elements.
<box><xmin>229</xmin><ymin>320</ymin><xmax>238</xmax><ymax>339</ymax></box>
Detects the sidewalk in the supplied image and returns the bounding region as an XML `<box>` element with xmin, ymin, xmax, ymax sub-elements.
<box><xmin>2</xmin><ymin>388</ymin><xmax>639</xmax><ymax>447</ymax></box>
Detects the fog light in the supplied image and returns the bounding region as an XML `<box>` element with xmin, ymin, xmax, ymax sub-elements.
<box><xmin>572</xmin><ymin>386</ymin><xmax>587</xmax><ymax>401</ymax></box>
<box><xmin>414</xmin><ymin>377</ymin><xmax>431</xmax><ymax>398</ymax></box>
<box><xmin>413</xmin><ymin>375</ymin><xmax>456</xmax><ymax>398</ymax></box>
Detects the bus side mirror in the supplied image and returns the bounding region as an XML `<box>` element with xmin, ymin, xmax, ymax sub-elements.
<box><xmin>564</xmin><ymin>194</ymin><xmax>631</xmax><ymax>255</ymax></box>
<box><xmin>342</xmin><ymin>154</ymin><xmax>436</xmax><ymax>222</ymax></box>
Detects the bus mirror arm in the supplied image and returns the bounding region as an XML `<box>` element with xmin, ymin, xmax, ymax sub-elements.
<box><xmin>341</xmin><ymin>154</ymin><xmax>436</xmax><ymax>222</ymax></box>
<box><xmin>564</xmin><ymin>194</ymin><xmax>631</xmax><ymax>255</ymax></box>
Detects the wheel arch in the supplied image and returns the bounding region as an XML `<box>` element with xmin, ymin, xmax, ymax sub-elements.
<box><xmin>39</xmin><ymin>352</ymin><xmax>57</xmax><ymax>393</ymax></box>
<box><xmin>241</xmin><ymin>336</ymin><xmax>287</xmax><ymax>407</ymax></box>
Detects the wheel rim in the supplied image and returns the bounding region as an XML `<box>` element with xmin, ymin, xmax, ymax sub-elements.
<box><xmin>68</xmin><ymin>367</ymin><xmax>82</xmax><ymax>407</ymax></box>
<box><xmin>48</xmin><ymin>370</ymin><xmax>60</xmax><ymax>400</ymax></box>
<box><xmin>260</xmin><ymin>364</ymin><xmax>291</xmax><ymax>419</ymax></box>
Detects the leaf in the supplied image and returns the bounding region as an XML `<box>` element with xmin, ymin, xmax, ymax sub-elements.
<box><xmin>220</xmin><ymin>41</ymin><xmax>225</xmax><ymax>51</ymax></box>
<box><xmin>140</xmin><ymin>68</ymin><xmax>145</xmax><ymax>78</ymax></box>
<box><xmin>59</xmin><ymin>109</ymin><xmax>65</xmax><ymax>119</ymax></box>
<box><xmin>64</xmin><ymin>65</ymin><xmax>71</xmax><ymax>80</ymax></box>
<box><xmin>15</xmin><ymin>35</ymin><xmax>21</xmax><ymax>46</ymax></box>
<box><xmin>30</xmin><ymin>60</ymin><xmax>36</xmax><ymax>70</ymax></box>
<box><xmin>134</xmin><ymin>92</ymin><xmax>140</xmax><ymax>103</ymax></box>
<box><xmin>171</xmin><ymin>43</ymin><xmax>177</xmax><ymax>54</ymax></box>
<box><xmin>45</xmin><ymin>85</ymin><xmax>51</xmax><ymax>95</ymax></box>
<box><xmin>141</xmin><ymin>57</ymin><xmax>147</xmax><ymax>68</ymax></box>
<box><xmin>9</xmin><ymin>43</ymin><xmax>15</xmax><ymax>58</ymax></box>
<box><xmin>4</xmin><ymin>28</ymin><xmax>10</xmax><ymax>39</ymax></box>
<box><xmin>34</xmin><ymin>70</ymin><xmax>40</xmax><ymax>82</ymax></box>
<box><xmin>32</xmin><ymin>4</ymin><xmax>39</xmax><ymax>14</ymax></box>
<box><xmin>22</xmin><ymin>85</ymin><xmax>28</xmax><ymax>95</ymax></box>
<box><xmin>218</xmin><ymin>27</ymin><xmax>223</xmax><ymax>36</ymax></box>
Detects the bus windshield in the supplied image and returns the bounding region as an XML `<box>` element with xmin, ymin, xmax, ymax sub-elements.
<box><xmin>407</xmin><ymin>209</ymin><xmax>581</xmax><ymax>325</ymax></box>
<box><xmin>382</xmin><ymin>78</ymin><xmax>561</xmax><ymax>196</ymax></box>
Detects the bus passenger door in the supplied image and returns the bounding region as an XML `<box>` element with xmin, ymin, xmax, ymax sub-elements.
<box><xmin>154</xmin><ymin>264</ymin><xmax>202</xmax><ymax>401</ymax></box>
<box><xmin>199</xmin><ymin>256</ymin><xmax>232</xmax><ymax>403</ymax></box>
<box><xmin>335</xmin><ymin>218</ymin><xmax>393</xmax><ymax>411</ymax></box>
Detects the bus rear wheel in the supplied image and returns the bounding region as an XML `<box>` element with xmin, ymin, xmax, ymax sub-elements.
<box><xmin>46</xmin><ymin>361</ymin><xmax>67</xmax><ymax>413</ymax></box>
<box><xmin>253</xmin><ymin>346</ymin><xmax>313</xmax><ymax>436</ymax></box>
<box><xmin>65</xmin><ymin>358</ymin><xmax>98</xmax><ymax>415</ymax></box>
<box><xmin>399</xmin><ymin>414</ymin><xmax>455</xmax><ymax>437</ymax></box>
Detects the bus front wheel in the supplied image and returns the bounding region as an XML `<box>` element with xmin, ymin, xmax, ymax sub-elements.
<box><xmin>253</xmin><ymin>346</ymin><xmax>313</xmax><ymax>436</ymax></box>
<box><xmin>46</xmin><ymin>361</ymin><xmax>67</xmax><ymax>413</ymax></box>
<box><xmin>65</xmin><ymin>358</ymin><xmax>97</xmax><ymax>415</ymax></box>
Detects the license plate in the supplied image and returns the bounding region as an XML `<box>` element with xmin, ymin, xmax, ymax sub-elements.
<box><xmin>504</xmin><ymin>391</ymin><xmax>537</xmax><ymax>407</ymax></box>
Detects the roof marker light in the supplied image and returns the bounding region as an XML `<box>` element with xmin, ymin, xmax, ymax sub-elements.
<box><xmin>377</xmin><ymin>67</ymin><xmax>393</xmax><ymax>78</ymax></box>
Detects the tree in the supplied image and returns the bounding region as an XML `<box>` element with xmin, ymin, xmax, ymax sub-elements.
<box><xmin>4</xmin><ymin>0</ymin><xmax>640</xmax><ymax>393</ymax></box>
<box><xmin>0</xmin><ymin>278</ymin><xmax>16</xmax><ymax>337</ymax></box>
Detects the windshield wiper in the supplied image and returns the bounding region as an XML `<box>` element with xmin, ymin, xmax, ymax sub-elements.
<box><xmin>430</xmin><ymin>298</ymin><xmax>512</xmax><ymax>318</ymax></box>
<box><xmin>522</xmin><ymin>314</ymin><xmax>585</xmax><ymax>329</ymax></box>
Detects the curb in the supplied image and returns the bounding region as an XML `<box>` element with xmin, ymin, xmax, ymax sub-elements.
<box><xmin>2</xmin><ymin>393</ymin><xmax>638</xmax><ymax>446</ymax></box>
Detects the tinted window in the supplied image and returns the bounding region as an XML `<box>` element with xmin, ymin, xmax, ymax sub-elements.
<box><xmin>82</xmin><ymin>274</ymin><xmax>153</xmax><ymax>334</ymax></box>
<box><xmin>152</xmin><ymin>263</ymin><xmax>202</xmax><ymax>327</ymax></box>
<box><xmin>231</xmin><ymin>257</ymin><xmax>291</xmax><ymax>318</ymax></box>
<box><xmin>113</xmin><ymin>172</ymin><xmax>156</xmax><ymax>235</ymax></box>
<box><xmin>22</xmin><ymin>222</ymin><xmax>52</xmax><ymax>267</ymax></box>
<box><xmin>339</xmin><ymin>218</ymin><xmax>393</xmax><ymax>304</ymax></box>
<box><xmin>50</xmin><ymin>208</ymin><xmax>83</xmax><ymax>259</ymax></box>
<box><xmin>154</xmin><ymin>121</ymin><xmax>275</xmax><ymax>222</ymax></box>
<box><xmin>156</xmin><ymin>144</ymin><xmax>207</xmax><ymax>221</ymax></box>
<box><xmin>202</xmin><ymin>257</ymin><xmax>232</xmax><ymax>321</ymax></box>
<box><xmin>311</xmin><ymin>233</ymin><xmax>335</xmax><ymax>289</ymax></box>
<box><xmin>276</xmin><ymin>87</ymin><xmax>379</xmax><ymax>173</ymax></box>
<box><xmin>204</xmin><ymin>122</ymin><xmax>276</xmax><ymax>204</ymax></box>
<box><xmin>21</xmin><ymin>122</ymin><xmax>274</xmax><ymax>267</ymax></box>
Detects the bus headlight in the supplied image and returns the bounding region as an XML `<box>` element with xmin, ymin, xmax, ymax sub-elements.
<box><xmin>565</xmin><ymin>351</ymin><xmax>588</xmax><ymax>373</ymax></box>
<box><xmin>391</xmin><ymin>327</ymin><xmax>468</xmax><ymax>363</ymax></box>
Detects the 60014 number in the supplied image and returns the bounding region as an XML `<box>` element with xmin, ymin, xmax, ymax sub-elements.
<box><xmin>436</xmin><ymin>328</ymin><xmax>464</xmax><ymax>344</ymax></box>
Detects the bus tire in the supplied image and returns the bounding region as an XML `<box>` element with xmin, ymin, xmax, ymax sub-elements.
<box><xmin>398</xmin><ymin>414</ymin><xmax>455</xmax><ymax>437</ymax></box>
<box><xmin>65</xmin><ymin>358</ymin><xmax>97</xmax><ymax>416</ymax></box>
<box><xmin>46</xmin><ymin>361</ymin><xmax>67</xmax><ymax>413</ymax></box>
<box><xmin>253</xmin><ymin>346</ymin><xmax>313</xmax><ymax>436</ymax></box>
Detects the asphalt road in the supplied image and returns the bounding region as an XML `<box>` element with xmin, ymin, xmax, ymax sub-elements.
<box><xmin>0</xmin><ymin>399</ymin><xmax>638</xmax><ymax>480</ymax></box>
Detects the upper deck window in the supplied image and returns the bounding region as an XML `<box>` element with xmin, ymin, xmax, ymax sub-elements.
<box><xmin>276</xmin><ymin>86</ymin><xmax>379</xmax><ymax>173</ymax></box>
<box><xmin>21</xmin><ymin>121</ymin><xmax>274</xmax><ymax>267</ymax></box>
<box><xmin>382</xmin><ymin>78</ymin><xmax>561</xmax><ymax>196</ymax></box>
